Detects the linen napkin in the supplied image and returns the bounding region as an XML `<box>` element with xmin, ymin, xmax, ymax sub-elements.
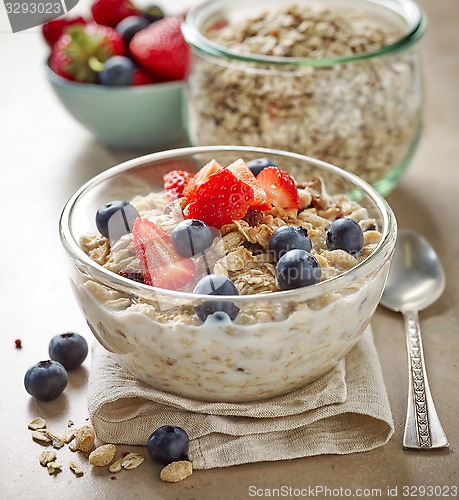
<box><xmin>87</xmin><ymin>326</ymin><xmax>393</xmax><ymax>469</ymax></box>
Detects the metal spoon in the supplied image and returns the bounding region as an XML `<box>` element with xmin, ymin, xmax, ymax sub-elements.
<box><xmin>380</xmin><ymin>229</ymin><xmax>449</xmax><ymax>449</ymax></box>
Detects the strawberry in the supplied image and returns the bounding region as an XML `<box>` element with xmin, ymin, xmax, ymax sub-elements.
<box><xmin>256</xmin><ymin>167</ymin><xmax>302</xmax><ymax>210</ymax></box>
<box><xmin>225</xmin><ymin>159</ymin><xmax>271</xmax><ymax>211</ymax></box>
<box><xmin>184</xmin><ymin>169</ymin><xmax>254</xmax><ymax>229</ymax></box>
<box><xmin>49</xmin><ymin>24</ymin><xmax>125</xmax><ymax>83</ymax></box>
<box><xmin>183</xmin><ymin>159</ymin><xmax>221</xmax><ymax>201</ymax></box>
<box><xmin>163</xmin><ymin>170</ymin><xmax>194</xmax><ymax>200</ymax></box>
<box><xmin>91</xmin><ymin>0</ymin><xmax>141</xmax><ymax>28</ymax></box>
<box><xmin>42</xmin><ymin>16</ymin><xmax>87</xmax><ymax>48</ymax></box>
<box><xmin>132</xmin><ymin>218</ymin><xmax>195</xmax><ymax>290</ymax></box>
<box><xmin>129</xmin><ymin>16</ymin><xmax>189</xmax><ymax>81</ymax></box>
<box><xmin>132</xmin><ymin>68</ymin><xmax>158</xmax><ymax>85</ymax></box>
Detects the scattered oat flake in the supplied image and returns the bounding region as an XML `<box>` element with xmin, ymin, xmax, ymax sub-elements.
<box><xmin>32</xmin><ymin>430</ymin><xmax>52</xmax><ymax>444</ymax></box>
<box><xmin>69</xmin><ymin>462</ymin><xmax>84</xmax><ymax>477</ymax></box>
<box><xmin>47</xmin><ymin>461</ymin><xmax>62</xmax><ymax>475</ymax></box>
<box><xmin>69</xmin><ymin>440</ymin><xmax>78</xmax><ymax>452</ymax></box>
<box><xmin>15</xmin><ymin>338</ymin><xmax>22</xmax><ymax>348</ymax></box>
<box><xmin>39</xmin><ymin>450</ymin><xmax>56</xmax><ymax>466</ymax></box>
<box><xmin>108</xmin><ymin>458</ymin><xmax>123</xmax><ymax>473</ymax></box>
<box><xmin>160</xmin><ymin>461</ymin><xmax>193</xmax><ymax>483</ymax></box>
<box><xmin>89</xmin><ymin>444</ymin><xmax>117</xmax><ymax>467</ymax></box>
<box><xmin>63</xmin><ymin>429</ymin><xmax>76</xmax><ymax>444</ymax></box>
<box><xmin>121</xmin><ymin>453</ymin><xmax>144</xmax><ymax>470</ymax></box>
<box><xmin>28</xmin><ymin>417</ymin><xmax>46</xmax><ymax>430</ymax></box>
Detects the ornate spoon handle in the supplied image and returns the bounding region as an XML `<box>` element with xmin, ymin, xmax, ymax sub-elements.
<box><xmin>402</xmin><ymin>310</ymin><xmax>448</xmax><ymax>449</ymax></box>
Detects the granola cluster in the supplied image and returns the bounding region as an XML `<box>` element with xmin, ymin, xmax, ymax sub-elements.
<box><xmin>186</xmin><ymin>3</ymin><xmax>420</xmax><ymax>187</ymax></box>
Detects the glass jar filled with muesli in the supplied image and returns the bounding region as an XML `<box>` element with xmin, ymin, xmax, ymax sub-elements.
<box><xmin>182</xmin><ymin>0</ymin><xmax>426</xmax><ymax>195</ymax></box>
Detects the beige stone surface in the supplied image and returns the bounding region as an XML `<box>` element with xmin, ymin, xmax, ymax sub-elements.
<box><xmin>0</xmin><ymin>0</ymin><xmax>458</xmax><ymax>498</ymax></box>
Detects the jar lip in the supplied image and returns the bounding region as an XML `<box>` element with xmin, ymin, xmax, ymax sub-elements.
<box><xmin>59</xmin><ymin>145</ymin><xmax>397</xmax><ymax>304</ymax></box>
<box><xmin>182</xmin><ymin>0</ymin><xmax>426</xmax><ymax>66</ymax></box>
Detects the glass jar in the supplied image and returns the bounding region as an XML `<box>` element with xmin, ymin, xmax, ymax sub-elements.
<box><xmin>182</xmin><ymin>0</ymin><xmax>426</xmax><ymax>195</ymax></box>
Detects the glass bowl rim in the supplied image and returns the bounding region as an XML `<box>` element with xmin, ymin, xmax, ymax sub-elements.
<box><xmin>181</xmin><ymin>0</ymin><xmax>426</xmax><ymax>67</ymax></box>
<box><xmin>59</xmin><ymin>145</ymin><xmax>397</xmax><ymax>303</ymax></box>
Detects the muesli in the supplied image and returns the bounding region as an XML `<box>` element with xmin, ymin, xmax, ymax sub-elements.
<box><xmin>186</xmin><ymin>3</ymin><xmax>420</xmax><ymax>186</ymax></box>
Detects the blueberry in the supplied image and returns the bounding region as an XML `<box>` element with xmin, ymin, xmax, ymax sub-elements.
<box><xmin>269</xmin><ymin>225</ymin><xmax>312</xmax><ymax>261</ymax></box>
<box><xmin>49</xmin><ymin>332</ymin><xmax>88</xmax><ymax>370</ymax></box>
<box><xmin>147</xmin><ymin>425</ymin><xmax>189</xmax><ymax>465</ymax></box>
<box><xmin>246</xmin><ymin>158</ymin><xmax>278</xmax><ymax>177</ymax></box>
<box><xmin>96</xmin><ymin>200</ymin><xmax>139</xmax><ymax>243</ymax></box>
<box><xmin>171</xmin><ymin>219</ymin><xmax>214</xmax><ymax>258</ymax></box>
<box><xmin>116</xmin><ymin>15</ymin><xmax>150</xmax><ymax>45</ymax></box>
<box><xmin>193</xmin><ymin>274</ymin><xmax>239</xmax><ymax>322</ymax></box>
<box><xmin>24</xmin><ymin>360</ymin><xmax>67</xmax><ymax>401</ymax></box>
<box><xmin>326</xmin><ymin>218</ymin><xmax>364</xmax><ymax>256</ymax></box>
<box><xmin>99</xmin><ymin>56</ymin><xmax>136</xmax><ymax>86</ymax></box>
<box><xmin>141</xmin><ymin>5</ymin><xmax>165</xmax><ymax>23</ymax></box>
<box><xmin>276</xmin><ymin>249</ymin><xmax>321</xmax><ymax>290</ymax></box>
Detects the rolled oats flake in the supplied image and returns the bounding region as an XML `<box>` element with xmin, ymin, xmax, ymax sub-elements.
<box><xmin>39</xmin><ymin>450</ymin><xmax>56</xmax><ymax>466</ymax></box>
<box><xmin>89</xmin><ymin>444</ymin><xmax>117</xmax><ymax>467</ymax></box>
<box><xmin>160</xmin><ymin>461</ymin><xmax>193</xmax><ymax>483</ymax></box>
<box><xmin>28</xmin><ymin>417</ymin><xmax>46</xmax><ymax>430</ymax></box>
<box><xmin>69</xmin><ymin>462</ymin><xmax>84</xmax><ymax>477</ymax></box>
<box><xmin>47</xmin><ymin>461</ymin><xmax>63</xmax><ymax>475</ymax></box>
<box><xmin>121</xmin><ymin>453</ymin><xmax>144</xmax><ymax>470</ymax></box>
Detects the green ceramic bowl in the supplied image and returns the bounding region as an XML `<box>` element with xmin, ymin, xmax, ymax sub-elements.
<box><xmin>45</xmin><ymin>65</ymin><xmax>186</xmax><ymax>150</ymax></box>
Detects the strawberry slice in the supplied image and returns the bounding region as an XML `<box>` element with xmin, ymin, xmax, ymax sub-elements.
<box><xmin>256</xmin><ymin>167</ymin><xmax>301</xmax><ymax>210</ymax></box>
<box><xmin>183</xmin><ymin>159</ymin><xmax>221</xmax><ymax>201</ymax></box>
<box><xmin>132</xmin><ymin>218</ymin><xmax>195</xmax><ymax>290</ymax></box>
<box><xmin>225</xmin><ymin>158</ymin><xmax>271</xmax><ymax>211</ymax></box>
<box><xmin>184</xmin><ymin>169</ymin><xmax>254</xmax><ymax>229</ymax></box>
<box><xmin>163</xmin><ymin>170</ymin><xmax>194</xmax><ymax>201</ymax></box>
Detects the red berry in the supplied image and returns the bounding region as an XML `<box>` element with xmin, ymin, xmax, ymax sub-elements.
<box><xmin>49</xmin><ymin>24</ymin><xmax>125</xmax><ymax>83</ymax></box>
<box><xmin>91</xmin><ymin>0</ymin><xmax>140</xmax><ymax>28</ymax></box>
<box><xmin>163</xmin><ymin>170</ymin><xmax>194</xmax><ymax>201</ymax></box>
<box><xmin>129</xmin><ymin>16</ymin><xmax>189</xmax><ymax>81</ymax></box>
<box><xmin>256</xmin><ymin>167</ymin><xmax>302</xmax><ymax>210</ymax></box>
<box><xmin>184</xmin><ymin>169</ymin><xmax>254</xmax><ymax>229</ymax></box>
<box><xmin>132</xmin><ymin>218</ymin><xmax>195</xmax><ymax>290</ymax></box>
<box><xmin>132</xmin><ymin>68</ymin><xmax>158</xmax><ymax>85</ymax></box>
<box><xmin>225</xmin><ymin>159</ymin><xmax>271</xmax><ymax>211</ymax></box>
<box><xmin>183</xmin><ymin>159</ymin><xmax>220</xmax><ymax>201</ymax></box>
<box><xmin>42</xmin><ymin>16</ymin><xmax>87</xmax><ymax>47</ymax></box>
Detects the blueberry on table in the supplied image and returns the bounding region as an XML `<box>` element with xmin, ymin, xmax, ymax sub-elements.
<box><xmin>326</xmin><ymin>218</ymin><xmax>364</xmax><ymax>256</ymax></box>
<box><xmin>96</xmin><ymin>200</ymin><xmax>139</xmax><ymax>243</ymax></box>
<box><xmin>147</xmin><ymin>425</ymin><xmax>190</xmax><ymax>465</ymax></box>
<box><xmin>276</xmin><ymin>249</ymin><xmax>321</xmax><ymax>290</ymax></box>
<box><xmin>116</xmin><ymin>15</ymin><xmax>150</xmax><ymax>45</ymax></box>
<box><xmin>193</xmin><ymin>274</ymin><xmax>240</xmax><ymax>322</ymax></box>
<box><xmin>246</xmin><ymin>158</ymin><xmax>278</xmax><ymax>177</ymax></box>
<box><xmin>141</xmin><ymin>5</ymin><xmax>165</xmax><ymax>23</ymax></box>
<box><xmin>24</xmin><ymin>360</ymin><xmax>68</xmax><ymax>401</ymax></box>
<box><xmin>269</xmin><ymin>225</ymin><xmax>312</xmax><ymax>261</ymax></box>
<box><xmin>99</xmin><ymin>56</ymin><xmax>136</xmax><ymax>86</ymax></box>
<box><xmin>49</xmin><ymin>332</ymin><xmax>88</xmax><ymax>370</ymax></box>
<box><xmin>171</xmin><ymin>219</ymin><xmax>214</xmax><ymax>258</ymax></box>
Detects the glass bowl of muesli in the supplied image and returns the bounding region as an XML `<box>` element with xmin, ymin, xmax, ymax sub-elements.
<box><xmin>181</xmin><ymin>0</ymin><xmax>426</xmax><ymax>196</ymax></box>
<box><xmin>59</xmin><ymin>145</ymin><xmax>396</xmax><ymax>402</ymax></box>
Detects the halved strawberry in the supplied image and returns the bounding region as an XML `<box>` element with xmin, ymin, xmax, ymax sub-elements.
<box><xmin>183</xmin><ymin>159</ymin><xmax>221</xmax><ymax>201</ymax></box>
<box><xmin>184</xmin><ymin>169</ymin><xmax>254</xmax><ymax>229</ymax></box>
<box><xmin>225</xmin><ymin>158</ymin><xmax>271</xmax><ymax>211</ymax></box>
<box><xmin>256</xmin><ymin>167</ymin><xmax>301</xmax><ymax>210</ymax></box>
<box><xmin>163</xmin><ymin>170</ymin><xmax>194</xmax><ymax>201</ymax></box>
<box><xmin>132</xmin><ymin>218</ymin><xmax>195</xmax><ymax>290</ymax></box>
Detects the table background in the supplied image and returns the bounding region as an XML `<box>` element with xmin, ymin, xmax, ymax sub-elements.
<box><xmin>1</xmin><ymin>0</ymin><xmax>458</xmax><ymax>498</ymax></box>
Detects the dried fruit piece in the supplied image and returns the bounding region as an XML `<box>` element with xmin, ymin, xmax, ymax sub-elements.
<box><xmin>28</xmin><ymin>417</ymin><xmax>46</xmax><ymax>430</ymax></box>
<box><xmin>89</xmin><ymin>444</ymin><xmax>117</xmax><ymax>467</ymax></box>
<box><xmin>39</xmin><ymin>450</ymin><xmax>57</xmax><ymax>466</ymax></box>
<box><xmin>74</xmin><ymin>425</ymin><xmax>95</xmax><ymax>452</ymax></box>
<box><xmin>160</xmin><ymin>461</ymin><xmax>193</xmax><ymax>482</ymax></box>
<box><xmin>69</xmin><ymin>461</ymin><xmax>84</xmax><ymax>476</ymax></box>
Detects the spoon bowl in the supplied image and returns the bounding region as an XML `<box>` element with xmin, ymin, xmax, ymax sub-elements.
<box><xmin>381</xmin><ymin>230</ymin><xmax>445</xmax><ymax>313</ymax></box>
<box><xmin>381</xmin><ymin>229</ymin><xmax>448</xmax><ymax>449</ymax></box>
